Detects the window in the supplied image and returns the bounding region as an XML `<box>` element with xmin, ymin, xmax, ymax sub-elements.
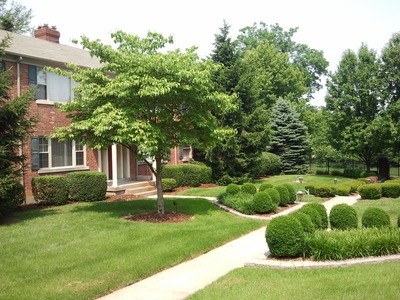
<box><xmin>28</xmin><ymin>65</ymin><xmax>77</xmax><ymax>102</ymax></box>
<box><xmin>31</xmin><ymin>137</ymin><xmax>85</xmax><ymax>170</ymax></box>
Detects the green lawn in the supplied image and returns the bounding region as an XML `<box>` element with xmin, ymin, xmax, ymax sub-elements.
<box><xmin>0</xmin><ymin>198</ymin><xmax>265</xmax><ymax>300</ymax></box>
<box><xmin>187</xmin><ymin>262</ymin><xmax>400</xmax><ymax>300</ymax></box>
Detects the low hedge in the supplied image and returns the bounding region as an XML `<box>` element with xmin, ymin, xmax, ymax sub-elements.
<box><xmin>381</xmin><ymin>183</ymin><xmax>400</xmax><ymax>198</ymax></box>
<box><xmin>32</xmin><ymin>176</ymin><xmax>69</xmax><ymax>205</ymax></box>
<box><xmin>67</xmin><ymin>171</ymin><xmax>107</xmax><ymax>202</ymax></box>
<box><xmin>162</xmin><ymin>164</ymin><xmax>212</xmax><ymax>187</ymax></box>
<box><xmin>358</xmin><ymin>185</ymin><xmax>382</xmax><ymax>200</ymax></box>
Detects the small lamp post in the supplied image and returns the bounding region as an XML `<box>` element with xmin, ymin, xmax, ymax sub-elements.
<box><xmin>298</xmin><ymin>176</ymin><xmax>303</xmax><ymax>184</ymax></box>
<box><xmin>296</xmin><ymin>190</ymin><xmax>304</xmax><ymax>202</ymax></box>
<box><xmin>334</xmin><ymin>178</ymin><xmax>338</xmax><ymax>184</ymax></box>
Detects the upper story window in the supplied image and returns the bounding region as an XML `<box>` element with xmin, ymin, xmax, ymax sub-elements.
<box><xmin>28</xmin><ymin>65</ymin><xmax>78</xmax><ymax>103</ymax></box>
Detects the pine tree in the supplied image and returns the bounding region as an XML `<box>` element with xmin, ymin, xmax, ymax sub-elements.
<box><xmin>0</xmin><ymin>34</ymin><xmax>35</xmax><ymax>217</ymax></box>
<box><xmin>269</xmin><ymin>99</ymin><xmax>309</xmax><ymax>174</ymax></box>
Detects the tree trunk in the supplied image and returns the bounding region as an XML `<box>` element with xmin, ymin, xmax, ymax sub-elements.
<box><xmin>154</xmin><ymin>155</ymin><xmax>164</xmax><ymax>214</ymax></box>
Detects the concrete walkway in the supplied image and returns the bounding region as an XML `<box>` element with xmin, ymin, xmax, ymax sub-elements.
<box><xmin>97</xmin><ymin>194</ymin><xmax>398</xmax><ymax>300</ymax></box>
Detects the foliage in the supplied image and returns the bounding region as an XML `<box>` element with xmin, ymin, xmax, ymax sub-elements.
<box><xmin>258</xmin><ymin>182</ymin><xmax>273</xmax><ymax>192</ymax></box>
<box><xmin>362</xmin><ymin>207</ymin><xmax>391</xmax><ymax>228</ymax></box>
<box><xmin>240</xmin><ymin>182</ymin><xmax>257</xmax><ymax>195</ymax></box>
<box><xmin>297</xmin><ymin>205</ymin><xmax>322</xmax><ymax>229</ymax></box>
<box><xmin>67</xmin><ymin>171</ymin><xmax>107</xmax><ymax>202</ymax></box>
<box><xmin>0</xmin><ymin>0</ymin><xmax>33</xmax><ymax>33</ymax></box>
<box><xmin>216</xmin><ymin>174</ymin><xmax>251</xmax><ymax>186</ymax></box>
<box><xmin>269</xmin><ymin>99</ymin><xmax>310</xmax><ymax>174</ymax></box>
<box><xmin>252</xmin><ymin>191</ymin><xmax>277</xmax><ymax>213</ymax></box>
<box><xmin>217</xmin><ymin>192</ymin><xmax>254</xmax><ymax>215</ymax></box>
<box><xmin>329</xmin><ymin>204</ymin><xmax>358</xmax><ymax>230</ymax></box>
<box><xmin>161</xmin><ymin>178</ymin><xmax>177</xmax><ymax>192</ymax></box>
<box><xmin>358</xmin><ymin>185</ymin><xmax>382</xmax><ymax>200</ymax></box>
<box><xmin>325</xmin><ymin>44</ymin><xmax>390</xmax><ymax>172</ymax></box>
<box><xmin>302</xmin><ymin>203</ymin><xmax>328</xmax><ymax>229</ymax></box>
<box><xmin>0</xmin><ymin>34</ymin><xmax>36</xmax><ymax>218</ymax></box>
<box><xmin>225</xmin><ymin>183</ymin><xmax>240</xmax><ymax>195</ymax></box>
<box><xmin>304</xmin><ymin>227</ymin><xmax>400</xmax><ymax>261</ymax></box>
<box><xmin>50</xmin><ymin>31</ymin><xmax>235</xmax><ymax>213</ymax></box>
<box><xmin>312</xmin><ymin>184</ymin><xmax>337</xmax><ymax>197</ymax></box>
<box><xmin>31</xmin><ymin>176</ymin><xmax>69</xmax><ymax>205</ymax></box>
<box><xmin>264</xmin><ymin>188</ymin><xmax>281</xmax><ymax>205</ymax></box>
<box><xmin>265</xmin><ymin>215</ymin><xmax>304</xmax><ymax>258</ymax></box>
<box><xmin>258</xmin><ymin>152</ymin><xmax>283</xmax><ymax>175</ymax></box>
<box><xmin>162</xmin><ymin>164</ymin><xmax>212</xmax><ymax>187</ymax></box>
<box><xmin>274</xmin><ymin>185</ymin><xmax>290</xmax><ymax>206</ymax></box>
<box><xmin>292</xmin><ymin>212</ymin><xmax>316</xmax><ymax>233</ymax></box>
<box><xmin>282</xmin><ymin>183</ymin><xmax>296</xmax><ymax>203</ymax></box>
<box><xmin>381</xmin><ymin>183</ymin><xmax>400</xmax><ymax>198</ymax></box>
<box><xmin>335</xmin><ymin>184</ymin><xmax>351</xmax><ymax>196</ymax></box>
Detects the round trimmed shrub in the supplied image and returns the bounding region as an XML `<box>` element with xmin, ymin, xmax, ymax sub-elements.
<box><xmin>362</xmin><ymin>207</ymin><xmax>391</xmax><ymax>228</ymax></box>
<box><xmin>298</xmin><ymin>205</ymin><xmax>322</xmax><ymax>229</ymax></box>
<box><xmin>162</xmin><ymin>178</ymin><xmax>177</xmax><ymax>192</ymax></box>
<box><xmin>329</xmin><ymin>204</ymin><xmax>358</xmax><ymax>230</ymax></box>
<box><xmin>265</xmin><ymin>215</ymin><xmax>304</xmax><ymax>258</ymax></box>
<box><xmin>283</xmin><ymin>183</ymin><xmax>296</xmax><ymax>203</ymax></box>
<box><xmin>253</xmin><ymin>191</ymin><xmax>277</xmax><ymax>213</ymax></box>
<box><xmin>241</xmin><ymin>183</ymin><xmax>257</xmax><ymax>195</ymax></box>
<box><xmin>264</xmin><ymin>188</ymin><xmax>281</xmax><ymax>205</ymax></box>
<box><xmin>274</xmin><ymin>185</ymin><xmax>290</xmax><ymax>206</ymax></box>
<box><xmin>358</xmin><ymin>185</ymin><xmax>382</xmax><ymax>200</ymax></box>
<box><xmin>292</xmin><ymin>212</ymin><xmax>316</xmax><ymax>233</ymax></box>
<box><xmin>302</xmin><ymin>203</ymin><xmax>328</xmax><ymax>229</ymax></box>
<box><xmin>226</xmin><ymin>183</ymin><xmax>240</xmax><ymax>195</ymax></box>
<box><xmin>259</xmin><ymin>183</ymin><xmax>273</xmax><ymax>192</ymax></box>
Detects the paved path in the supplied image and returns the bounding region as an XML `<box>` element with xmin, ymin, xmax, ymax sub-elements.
<box><xmin>97</xmin><ymin>194</ymin><xmax>398</xmax><ymax>300</ymax></box>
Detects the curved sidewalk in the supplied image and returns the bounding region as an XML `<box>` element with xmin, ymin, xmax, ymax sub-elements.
<box><xmin>97</xmin><ymin>194</ymin><xmax>399</xmax><ymax>300</ymax></box>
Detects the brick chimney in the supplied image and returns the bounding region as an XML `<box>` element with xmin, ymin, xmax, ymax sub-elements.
<box><xmin>34</xmin><ymin>24</ymin><xmax>60</xmax><ymax>43</ymax></box>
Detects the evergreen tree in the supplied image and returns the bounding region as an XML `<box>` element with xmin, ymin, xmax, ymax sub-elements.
<box><xmin>0</xmin><ymin>34</ymin><xmax>36</xmax><ymax>217</ymax></box>
<box><xmin>269</xmin><ymin>99</ymin><xmax>309</xmax><ymax>174</ymax></box>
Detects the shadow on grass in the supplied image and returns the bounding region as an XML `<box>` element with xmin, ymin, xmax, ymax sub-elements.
<box><xmin>1</xmin><ymin>207</ymin><xmax>59</xmax><ymax>226</ymax></box>
<box><xmin>69</xmin><ymin>197</ymin><xmax>221</xmax><ymax>219</ymax></box>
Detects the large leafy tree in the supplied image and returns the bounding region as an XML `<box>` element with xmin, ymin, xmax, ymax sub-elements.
<box><xmin>325</xmin><ymin>44</ymin><xmax>389</xmax><ymax>171</ymax></box>
<box><xmin>382</xmin><ymin>32</ymin><xmax>400</xmax><ymax>154</ymax></box>
<box><xmin>0</xmin><ymin>0</ymin><xmax>33</xmax><ymax>33</ymax></box>
<box><xmin>237</xmin><ymin>22</ymin><xmax>329</xmax><ymax>97</ymax></box>
<box><xmin>269</xmin><ymin>99</ymin><xmax>309</xmax><ymax>174</ymax></box>
<box><xmin>0</xmin><ymin>34</ymin><xmax>36</xmax><ymax>217</ymax></box>
<box><xmin>52</xmin><ymin>31</ymin><xmax>235</xmax><ymax>213</ymax></box>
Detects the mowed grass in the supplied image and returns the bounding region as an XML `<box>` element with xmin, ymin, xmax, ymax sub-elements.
<box><xmin>0</xmin><ymin>198</ymin><xmax>265</xmax><ymax>300</ymax></box>
<box><xmin>187</xmin><ymin>262</ymin><xmax>400</xmax><ymax>300</ymax></box>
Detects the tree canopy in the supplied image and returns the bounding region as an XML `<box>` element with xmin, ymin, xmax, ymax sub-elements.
<box><xmin>52</xmin><ymin>31</ymin><xmax>236</xmax><ymax>213</ymax></box>
<box><xmin>0</xmin><ymin>0</ymin><xmax>33</xmax><ymax>33</ymax></box>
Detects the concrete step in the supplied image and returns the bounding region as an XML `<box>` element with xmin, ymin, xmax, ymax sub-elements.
<box><xmin>125</xmin><ymin>186</ymin><xmax>156</xmax><ymax>195</ymax></box>
<box><xmin>133</xmin><ymin>190</ymin><xmax>158</xmax><ymax>198</ymax></box>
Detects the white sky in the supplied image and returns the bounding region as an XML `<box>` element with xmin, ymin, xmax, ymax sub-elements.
<box><xmin>18</xmin><ymin>0</ymin><xmax>400</xmax><ymax>106</ymax></box>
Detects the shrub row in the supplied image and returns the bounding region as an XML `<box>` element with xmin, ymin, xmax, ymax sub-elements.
<box><xmin>31</xmin><ymin>171</ymin><xmax>107</xmax><ymax>205</ymax></box>
<box><xmin>219</xmin><ymin>182</ymin><xmax>297</xmax><ymax>215</ymax></box>
<box><xmin>162</xmin><ymin>163</ymin><xmax>212</xmax><ymax>187</ymax></box>
<box><xmin>358</xmin><ymin>181</ymin><xmax>400</xmax><ymax>199</ymax></box>
<box><xmin>266</xmin><ymin>203</ymin><xmax>394</xmax><ymax>258</ymax></box>
<box><xmin>305</xmin><ymin>181</ymin><xmax>364</xmax><ymax>198</ymax></box>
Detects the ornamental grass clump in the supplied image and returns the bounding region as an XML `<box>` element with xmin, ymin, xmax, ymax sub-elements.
<box><xmin>362</xmin><ymin>207</ymin><xmax>391</xmax><ymax>228</ymax></box>
<box><xmin>217</xmin><ymin>192</ymin><xmax>254</xmax><ymax>215</ymax></box>
<box><xmin>329</xmin><ymin>204</ymin><xmax>358</xmax><ymax>230</ymax></box>
<box><xmin>265</xmin><ymin>215</ymin><xmax>304</xmax><ymax>258</ymax></box>
<box><xmin>253</xmin><ymin>191</ymin><xmax>277</xmax><ymax>214</ymax></box>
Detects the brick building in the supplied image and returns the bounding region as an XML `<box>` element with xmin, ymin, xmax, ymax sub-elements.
<box><xmin>0</xmin><ymin>26</ymin><xmax>191</xmax><ymax>202</ymax></box>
